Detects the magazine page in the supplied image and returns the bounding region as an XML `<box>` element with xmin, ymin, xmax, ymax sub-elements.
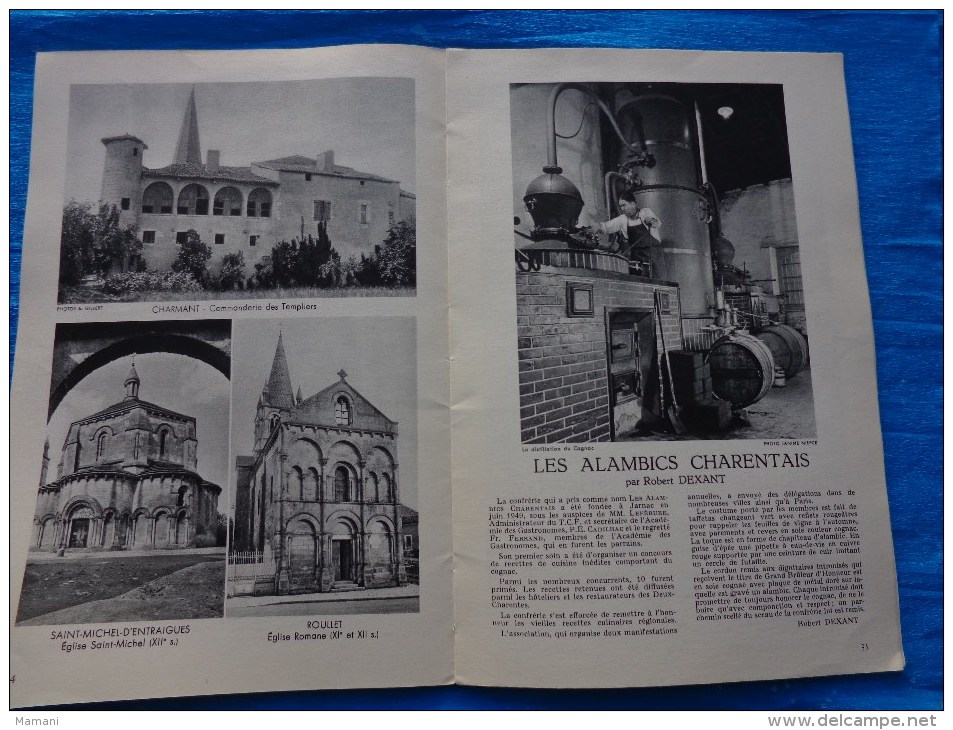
<box><xmin>10</xmin><ymin>44</ymin><xmax>452</xmax><ymax>707</ymax></box>
<box><xmin>447</xmin><ymin>48</ymin><xmax>904</xmax><ymax>687</ymax></box>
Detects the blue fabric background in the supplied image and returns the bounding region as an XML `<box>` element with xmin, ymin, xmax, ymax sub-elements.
<box><xmin>9</xmin><ymin>10</ymin><xmax>942</xmax><ymax>711</ymax></box>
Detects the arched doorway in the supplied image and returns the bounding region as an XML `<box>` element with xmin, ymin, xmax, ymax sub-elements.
<box><xmin>66</xmin><ymin>505</ymin><xmax>95</xmax><ymax>548</ymax></box>
<box><xmin>330</xmin><ymin>518</ymin><xmax>357</xmax><ymax>584</ymax></box>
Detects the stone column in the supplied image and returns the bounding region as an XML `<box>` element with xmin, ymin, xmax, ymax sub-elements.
<box><xmin>319</xmin><ymin>458</ymin><xmax>331</xmax><ymax>591</ymax></box>
<box><xmin>358</xmin><ymin>459</ymin><xmax>367</xmax><ymax>586</ymax></box>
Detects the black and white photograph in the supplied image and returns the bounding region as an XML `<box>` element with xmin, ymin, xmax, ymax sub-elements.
<box><xmin>16</xmin><ymin>320</ymin><xmax>231</xmax><ymax>625</ymax></box>
<box><xmin>226</xmin><ymin>317</ymin><xmax>419</xmax><ymax>617</ymax></box>
<box><xmin>513</xmin><ymin>82</ymin><xmax>815</xmax><ymax>443</ymax></box>
<box><xmin>58</xmin><ymin>79</ymin><xmax>417</xmax><ymax>303</ymax></box>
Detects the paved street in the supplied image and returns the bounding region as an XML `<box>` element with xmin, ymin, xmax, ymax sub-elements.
<box><xmin>226</xmin><ymin>595</ymin><xmax>419</xmax><ymax>617</ymax></box>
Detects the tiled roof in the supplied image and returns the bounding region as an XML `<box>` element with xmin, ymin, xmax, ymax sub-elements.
<box><xmin>101</xmin><ymin>134</ymin><xmax>148</xmax><ymax>148</ymax></box>
<box><xmin>254</xmin><ymin>155</ymin><xmax>396</xmax><ymax>184</ymax></box>
<box><xmin>143</xmin><ymin>163</ymin><xmax>278</xmax><ymax>186</ymax></box>
<box><xmin>81</xmin><ymin>398</ymin><xmax>190</xmax><ymax>424</ymax></box>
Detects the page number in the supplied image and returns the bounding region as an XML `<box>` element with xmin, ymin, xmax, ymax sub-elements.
<box><xmin>860</xmin><ymin>643</ymin><xmax>869</xmax><ymax>652</ymax></box>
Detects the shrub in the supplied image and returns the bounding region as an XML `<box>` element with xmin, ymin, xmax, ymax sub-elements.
<box><xmin>219</xmin><ymin>252</ymin><xmax>246</xmax><ymax>291</ymax></box>
<box><xmin>378</xmin><ymin>220</ymin><xmax>416</xmax><ymax>287</ymax></box>
<box><xmin>171</xmin><ymin>229</ymin><xmax>212</xmax><ymax>283</ymax></box>
<box><xmin>101</xmin><ymin>270</ymin><xmax>202</xmax><ymax>296</ymax></box>
<box><xmin>59</xmin><ymin>200</ymin><xmax>141</xmax><ymax>286</ymax></box>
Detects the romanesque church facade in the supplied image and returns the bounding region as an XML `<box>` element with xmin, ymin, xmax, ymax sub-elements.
<box><xmin>33</xmin><ymin>362</ymin><xmax>221</xmax><ymax>552</ymax></box>
<box><xmin>233</xmin><ymin>334</ymin><xmax>407</xmax><ymax>594</ymax></box>
<box><xmin>100</xmin><ymin>88</ymin><xmax>416</xmax><ymax>272</ymax></box>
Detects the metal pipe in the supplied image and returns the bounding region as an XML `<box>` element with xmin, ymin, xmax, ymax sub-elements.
<box><xmin>604</xmin><ymin>171</ymin><xmax>628</xmax><ymax>218</ymax></box>
<box><xmin>546</xmin><ymin>83</ymin><xmax>645</xmax><ymax>172</ymax></box>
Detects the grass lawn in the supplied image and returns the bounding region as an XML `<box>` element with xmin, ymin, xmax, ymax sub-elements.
<box><xmin>16</xmin><ymin>553</ymin><xmax>225</xmax><ymax>625</ymax></box>
<box><xmin>59</xmin><ymin>284</ymin><xmax>415</xmax><ymax>303</ymax></box>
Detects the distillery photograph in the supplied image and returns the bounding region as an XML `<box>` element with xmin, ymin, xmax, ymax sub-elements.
<box><xmin>58</xmin><ymin>79</ymin><xmax>417</xmax><ymax>304</ymax></box>
<box><xmin>225</xmin><ymin>317</ymin><xmax>419</xmax><ymax>618</ymax></box>
<box><xmin>16</xmin><ymin>319</ymin><xmax>231</xmax><ymax>625</ymax></box>
<box><xmin>513</xmin><ymin>82</ymin><xmax>815</xmax><ymax>443</ymax></box>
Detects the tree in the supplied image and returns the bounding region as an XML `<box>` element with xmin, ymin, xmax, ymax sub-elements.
<box><xmin>91</xmin><ymin>203</ymin><xmax>141</xmax><ymax>275</ymax></box>
<box><xmin>171</xmin><ymin>229</ymin><xmax>212</xmax><ymax>284</ymax></box>
<box><xmin>58</xmin><ymin>201</ymin><xmax>141</xmax><ymax>286</ymax></box>
<box><xmin>377</xmin><ymin>220</ymin><xmax>416</xmax><ymax>287</ymax></box>
<box><xmin>59</xmin><ymin>201</ymin><xmax>96</xmax><ymax>286</ymax></box>
<box><xmin>219</xmin><ymin>252</ymin><xmax>246</xmax><ymax>290</ymax></box>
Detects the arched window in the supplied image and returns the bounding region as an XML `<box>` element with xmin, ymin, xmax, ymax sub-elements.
<box><xmin>334</xmin><ymin>396</ymin><xmax>352</xmax><ymax>426</ymax></box>
<box><xmin>177</xmin><ymin>183</ymin><xmax>210</xmax><ymax>215</ymax></box>
<box><xmin>269</xmin><ymin>413</ymin><xmax>281</xmax><ymax>431</ymax></box>
<box><xmin>334</xmin><ymin>466</ymin><xmax>351</xmax><ymax>502</ymax></box>
<box><xmin>142</xmin><ymin>181</ymin><xmax>174</xmax><ymax>214</ymax></box>
<box><xmin>96</xmin><ymin>432</ymin><xmax>108</xmax><ymax>461</ymax></box>
<box><xmin>247</xmin><ymin>188</ymin><xmax>272</xmax><ymax>218</ymax></box>
<box><xmin>382</xmin><ymin>473</ymin><xmax>393</xmax><ymax>502</ymax></box>
<box><xmin>368</xmin><ymin>472</ymin><xmax>380</xmax><ymax>502</ymax></box>
<box><xmin>158</xmin><ymin>428</ymin><xmax>171</xmax><ymax>458</ymax></box>
<box><xmin>213</xmin><ymin>186</ymin><xmax>243</xmax><ymax>216</ymax></box>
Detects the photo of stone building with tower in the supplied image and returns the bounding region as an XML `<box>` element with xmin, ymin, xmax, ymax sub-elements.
<box><xmin>513</xmin><ymin>82</ymin><xmax>814</xmax><ymax>443</ymax></box>
<box><xmin>59</xmin><ymin>79</ymin><xmax>417</xmax><ymax>299</ymax></box>
<box><xmin>226</xmin><ymin>318</ymin><xmax>418</xmax><ymax>614</ymax></box>
<box><xmin>16</xmin><ymin>320</ymin><xmax>231</xmax><ymax>626</ymax></box>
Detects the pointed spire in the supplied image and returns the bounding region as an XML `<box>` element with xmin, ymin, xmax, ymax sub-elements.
<box><xmin>174</xmin><ymin>87</ymin><xmax>202</xmax><ymax>165</ymax></box>
<box><xmin>124</xmin><ymin>358</ymin><xmax>140</xmax><ymax>400</ymax></box>
<box><xmin>263</xmin><ymin>332</ymin><xmax>295</xmax><ymax>410</ymax></box>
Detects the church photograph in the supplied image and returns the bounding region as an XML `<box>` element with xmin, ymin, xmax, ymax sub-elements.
<box><xmin>58</xmin><ymin>78</ymin><xmax>417</xmax><ymax>303</ymax></box>
<box><xmin>16</xmin><ymin>320</ymin><xmax>231</xmax><ymax>625</ymax></box>
<box><xmin>226</xmin><ymin>317</ymin><xmax>419</xmax><ymax>617</ymax></box>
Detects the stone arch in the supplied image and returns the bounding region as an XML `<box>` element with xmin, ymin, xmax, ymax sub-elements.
<box><xmin>329</xmin><ymin>439</ymin><xmax>361</xmax><ymax>463</ymax></box>
<box><xmin>177</xmin><ymin>183</ymin><xmax>210</xmax><ymax>215</ymax></box>
<box><xmin>246</xmin><ymin>187</ymin><xmax>272</xmax><ymax>218</ymax></box>
<box><xmin>101</xmin><ymin>509</ymin><xmax>118</xmax><ymax>548</ymax></box>
<box><xmin>156</xmin><ymin>424</ymin><xmax>175</xmax><ymax>459</ymax></box>
<box><xmin>153</xmin><ymin>508</ymin><xmax>173</xmax><ymax>547</ymax></box>
<box><xmin>365</xmin><ymin>517</ymin><xmax>395</xmax><ymax>567</ymax></box>
<box><xmin>367</xmin><ymin>445</ymin><xmax>396</xmax><ymax>470</ymax></box>
<box><xmin>303</xmin><ymin>467</ymin><xmax>319</xmax><ymax>502</ymax></box>
<box><xmin>96</xmin><ymin>431</ymin><xmax>108</xmax><ymax>460</ymax></box>
<box><xmin>131</xmin><ymin>507</ymin><xmax>153</xmax><ymax>548</ymax></box>
<box><xmin>50</xmin><ymin>321</ymin><xmax>230</xmax><ymax>418</ymax></box>
<box><xmin>213</xmin><ymin>186</ymin><xmax>243</xmax><ymax>217</ymax></box>
<box><xmin>289</xmin><ymin>465</ymin><xmax>304</xmax><ymax>501</ymax></box>
<box><xmin>326</xmin><ymin>513</ymin><xmax>360</xmax><ymax>583</ymax></box>
<box><xmin>286</xmin><ymin>514</ymin><xmax>319</xmax><ymax>584</ymax></box>
<box><xmin>64</xmin><ymin>498</ymin><xmax>101</xmax><ymax>549</ymax></box>
<box><xmin>334</xmin><ymin>394</ymin><xmax>353</xmax><ymax>426</ymax></box>
<box><xmin>289</xmin><ymin>436</ymin><xmax>324</xmax><ymax>463</ymax></box>
<box><xmin>37</xmin><ymin>515</ymin><xmax>58</xmax><ymax>550</ymax></box>
<box><xmin>174</xmin><ymin>508</ymin><xmax>190</xmax><ymax>546</ymax></box>
<box><xmin>333</xmin><ymin>463</ymin><xmax>357</xmax><ymax>502</ymax></box>
<box><xmin>142</xmin><ymin>181</ymin><xmax>174</xmax><ymax>214</ymax></box>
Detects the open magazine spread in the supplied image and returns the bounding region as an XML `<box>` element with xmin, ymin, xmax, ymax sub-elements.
<box><xmin>9</xmin><ymin>46</ymin><xmax>903</xmax><ymax>707</ymax></box>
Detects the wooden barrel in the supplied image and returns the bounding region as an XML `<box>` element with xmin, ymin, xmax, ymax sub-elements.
<box><xmin>707</xmin><ymin>333</ymin><xmax>775</xmax><ymax>407</ymax></box>
<box><xmin>755</xmin><ymin>324</ymin><xmax>808</xmax><ymax>378</ymax></box>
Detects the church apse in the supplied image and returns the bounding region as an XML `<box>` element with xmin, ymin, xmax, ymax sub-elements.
<box><xmin>32</xmin><ymin>321</ymin><xmax>230</xmax><ymax>554</ymax></box>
